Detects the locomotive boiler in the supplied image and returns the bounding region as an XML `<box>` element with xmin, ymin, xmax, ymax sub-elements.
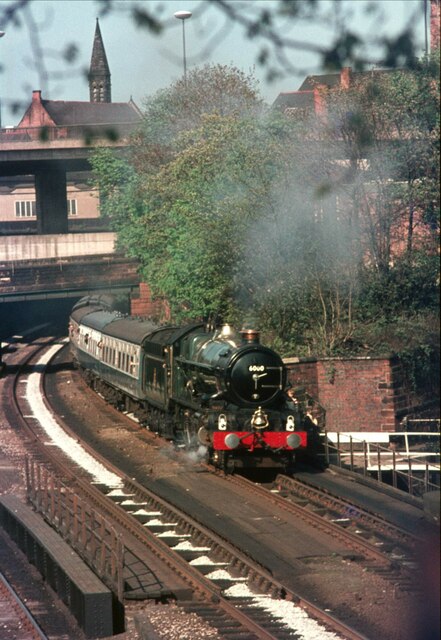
<box><xmin>69</xmin><ymin>296</ymin><xmax>309</xmax><ymax>472</ymax></box>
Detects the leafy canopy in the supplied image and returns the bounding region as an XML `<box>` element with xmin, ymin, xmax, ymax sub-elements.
<box><xmin>92</xmin><ymin>56</ymin><xmax>439</xmax><ymax>375</ymax></box>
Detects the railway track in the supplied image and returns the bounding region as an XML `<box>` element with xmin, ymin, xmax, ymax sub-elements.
<box><xmin>64</xmin><ymin>342</ymin><xmax>422</xmax><ymax>597</ymax></box>
<box><xmin>217</xmin><ymin>472</ymin><xmax>421</xmax><ymax>594</ymax></box>
<box><xmin>0</xmin><ymin>570</ymin><xmax>48</xmax><ymax>640</ymax></box>
<box><xmin>6</xmin><ymin>337</ymin><xmax>368</xmax><ymax>640</ymax></box>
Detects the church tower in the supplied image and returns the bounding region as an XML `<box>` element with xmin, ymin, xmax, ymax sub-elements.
<box><xmin>89</xmin><ymin>19</ymin><xmax>111</xmax><ymax>103</ymax></box>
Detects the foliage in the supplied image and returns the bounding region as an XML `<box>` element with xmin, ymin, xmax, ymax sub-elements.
<box><xmin>131</xmin><ymin>64</ymin><xmax>263</xmax><ymax>177</ymax></box>
<box><xmin>92</xmin><ymin>56</ymin><xmax>439</xmax><ymax>379</ymax></box>
<box><xmin>357</xmin><ymin>252</ymin><xmax>440</xmax><ymax>321</ymax></box>
<box><xmin>92</xmin><ymin>65</ymin><xmax>270</xmax><ymax>320</ymax></box>
<box><xmin>133</xmin><ymin>111</ymin><xmax>292</xmax><ymax>321</ymax></box>
<box><xmin>320</xmin><ymin>54</ymin><xmax>440</xmax><ymax>274</ymax></box>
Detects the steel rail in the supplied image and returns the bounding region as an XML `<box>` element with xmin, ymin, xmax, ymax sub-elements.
<box><xmin>32</xmin><ymin>339</ymin><xmax>369</xmax><ymax>640</ymax></box>
<box><xmin>0</xmin><ymin>571</ymin><xmax>49</xmax><ymax>640</ymax></box>
<box><xmin>275</xmin><ymin>474</ymin><xmax>419</xmax><ymax>547</ymax></box>
<box><xmin>220</xmin><ymin>471</ymin><xmax>408</xmax><ymax>568</ymax></box>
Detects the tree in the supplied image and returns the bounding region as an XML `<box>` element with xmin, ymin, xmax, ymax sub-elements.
<box><xmin>321</xmin><ymin>54</ymin><xmax>440</xmax><ymax>273</ymax></box>
<box><xmin>130</xmin><ymin>63</ymin><xmax>263</xmax><ymax>177</ymax></box>
<box><xmin>92</xmin><ymin>64</ymin><xmax>269</xmax><ymax>320</ymax></box>
<box><xmin>92</xmin><ymin>54</ymin><xmax>439</xmax><ymax>366</ymax></box>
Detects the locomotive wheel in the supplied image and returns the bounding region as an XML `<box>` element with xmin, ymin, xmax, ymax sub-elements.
<box><xmin>284</xmin><ymin>453</ymin><xmax>296</xmax><ymax>476</ymax></box>
<box><xmin>211</xmin><ymin>450</ymin><xmax>234</xmax><ymax>474</ymax></box>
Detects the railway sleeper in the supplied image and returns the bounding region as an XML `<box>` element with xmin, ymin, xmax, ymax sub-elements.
<box><xmin>178</xmin><ymin>602</ymin><xmax>258</xmax><ymax>638</ymax></box>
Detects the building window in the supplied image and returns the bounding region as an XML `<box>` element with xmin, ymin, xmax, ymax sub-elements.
<box><xmin>68</xmin><ymin>199</ymin><xmax>78</xmax><ymax>216</ymax></box>
<box><xmin>15</xmin><ymin>201</ymin><xmax>36</xmax><ymax>217</ymax></box>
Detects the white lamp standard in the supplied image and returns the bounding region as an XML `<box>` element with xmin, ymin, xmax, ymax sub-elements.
<box><xmin>0</xmin><ymin>31</ymin><xmax>5</xmax><ymax>128</ymax></box>
<box><xmin>174</xmin><ymin>10</ymin><xmax>192</xmax><ymax>85</ymax></box>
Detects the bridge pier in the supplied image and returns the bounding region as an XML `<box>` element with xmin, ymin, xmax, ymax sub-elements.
<box><xmin>35</xmin><ymin>163</ymin><xmax>68</xmax><ymax>234</ymax></box>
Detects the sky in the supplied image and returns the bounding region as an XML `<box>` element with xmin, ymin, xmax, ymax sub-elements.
<box><xmin>1</xmin><ymin>0</ymin><xmax>428</xmax><ymax>127</ymax></box>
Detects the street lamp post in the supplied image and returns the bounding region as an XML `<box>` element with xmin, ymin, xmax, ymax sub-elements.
<box><xmin>0</xmin><ymin>31</ymin><xmax>5</xmax><ymax>128</ymax></box>
<box><xmin>174</xmin><ymin>10</ymin><xmax>192</xmax><ymax>85</ymax></box>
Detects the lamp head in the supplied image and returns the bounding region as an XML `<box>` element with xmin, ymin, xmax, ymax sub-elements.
<box><xmin>174</xmin><ymin>11</ymin><xmax>192</xmax><ymax>20</ymax></box>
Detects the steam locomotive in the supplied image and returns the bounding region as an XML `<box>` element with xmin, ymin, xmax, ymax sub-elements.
<box><xmin>69</xmin><ymin>296</ymin><xmax>310</xmax><ymax>472</ymax></box>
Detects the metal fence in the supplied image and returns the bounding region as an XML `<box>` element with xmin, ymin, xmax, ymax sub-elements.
<box><xmin>321</xmin><ymin>419</ymin><xmax>440</xmax><ymax>497</ymax></box>
<box><xmin>25</xmin><ymin>458</ymin><xmax>124</xmax><ymax>601</ymax></box>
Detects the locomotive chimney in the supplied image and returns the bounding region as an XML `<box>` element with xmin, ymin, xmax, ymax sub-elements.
<box><xmin>240</xmin><ymin>329</ymin><xmax>260</xmax><ymax>344</ymax></box>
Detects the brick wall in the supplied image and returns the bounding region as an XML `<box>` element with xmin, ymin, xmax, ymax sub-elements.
<box><xmin>130</xmin><ymin>282</ymin><xmax>170</xmax><ymax>320</ymax></box>
<box><xmin>285</xmin><ymin>356</ymin><xmax>412</xmax><ymax>432</ymax></box>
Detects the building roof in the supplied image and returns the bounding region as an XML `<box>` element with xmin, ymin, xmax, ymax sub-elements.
<box><xmin>12</xmin><ymin>90</ymin><xmax>142</xmax><ymax>139</ymax></box>
<box><xmin>273</xmin><ymin>67</ymin><xmax>397</xmax><ymax>112</ymax></box>
<box><xmin>40</xmin><ymin>98</ymin><xmax>142</xmax><ymax>126</ymax></box>
<box><xmin>89</xmin><ymin>19</ymin><xmax>112</xmax><ymax>103</ymax></box>
<box><xmin>272</xmin><ymin>90</ymin><xmax>314</xmax><ymax>110</ymax></box>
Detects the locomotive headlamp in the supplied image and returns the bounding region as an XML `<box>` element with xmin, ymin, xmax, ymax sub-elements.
<box><xmin>218</xmin><ymin>414</ymin><xmax>227</xmax><ymax>430</ymax></box>
<box><xmin>286</xmin><ymin>415</ymin><xmax>295</xmax><ymax>431</ymax></box>
<box><xmin>287</xmin><ymin>433</ymin><xmax>302</xmax><ymax>449</ymax></box>
<box><xmin>251</xmin><ymin>407</ymin><xmax>269</xmax><ymax>430</ymax></box>
<box><xmin>225</xmin><ymin>433</ymin><xmax>240</xmax><ymax>449</ymax></box>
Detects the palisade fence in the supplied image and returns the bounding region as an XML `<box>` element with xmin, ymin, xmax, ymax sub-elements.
<box><xmin>25</xmin><ymin>458</ymin><xmax>124</xmax><ymax>602</ymax></box>
<box><xmin>321</xmin><ymin>419</ymin><xmax>440</xmax><ymax>497</ymax></box>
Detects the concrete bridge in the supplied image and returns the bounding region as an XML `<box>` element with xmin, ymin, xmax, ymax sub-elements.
<box><xmin>0</xmin><ymin>121</ymin><xmax>142</xmax><ymax>305</ymax></box>
<box><xmin>0</xmin><ymin>232</ymin><xmax>141</xmax><ymax>304</ymax></box>
<box><xmin>0</xmin><ymin>122</ymin><xmax>134</xmax><ymax>235</ymax></box>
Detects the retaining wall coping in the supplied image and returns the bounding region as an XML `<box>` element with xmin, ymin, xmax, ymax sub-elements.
<box><xmin>284</xmin><ymin>354</ymin><xmax>398</xmax><ymax>364</ymax></box>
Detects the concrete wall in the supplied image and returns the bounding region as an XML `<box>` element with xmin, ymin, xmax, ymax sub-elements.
<box><xmin>0</xmin><ymin>232</ymin><xmax>115</xmax><ymax>261</ymax></box>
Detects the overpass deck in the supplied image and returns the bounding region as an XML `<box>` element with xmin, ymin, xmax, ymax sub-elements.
<box><xmin>0</xmin><ymin>232</ymin><xmax>116</xmax><ymax>262</ymax></box>
<box><xmin>0</xmin><ymin>233</ymin><xmax>140</xmax><ymax>303</ymax></box>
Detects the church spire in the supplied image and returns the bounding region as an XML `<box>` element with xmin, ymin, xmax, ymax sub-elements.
<box><xmin>89</xmin><ymin>18</ymin><xmax>111</xmax><ymax>103</ymax></box>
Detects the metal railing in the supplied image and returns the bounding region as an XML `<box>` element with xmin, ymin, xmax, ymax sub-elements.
<box><xmin>321</xmin><ymin>421</ymin><xmax>440</xmax><ymax>497</ymax></box>
<box><xmin>25</xmin><ymin>459</ymin><xmax>124</xmax><ymax>602</ymax></box>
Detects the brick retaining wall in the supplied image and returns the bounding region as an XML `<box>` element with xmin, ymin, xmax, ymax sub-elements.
<box><xmin>130</xmin><ymin>282</ymin><xmax>170</xmax><ymax>320</ymax></box>
<box><xmin>285</xmin><ymin>356</ymin><xmax>413</xmax><ymax>432</ymax></box>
